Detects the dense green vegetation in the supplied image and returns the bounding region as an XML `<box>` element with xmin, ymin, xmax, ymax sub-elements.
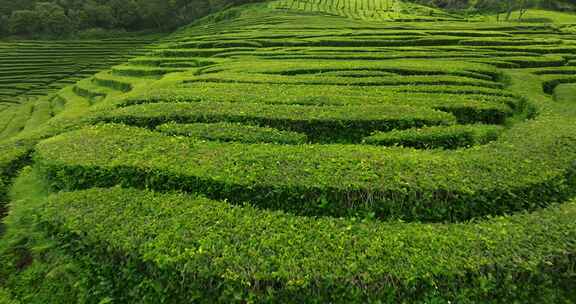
<box><xmin>0</xmin><ymin>0</ymin><xmax>576</xmax><ymax>302</ymax></box>
<box><xmin>0</xmin><ymin>0</ymin><xmax>264</xmax><ymax>37</ymax></box>
<box><xmin>2</xmin><ymin>0</ymin><xmax>574</xmax><ymax>38</ymax></box>
<box><xmin>363</xmin><ymin>124</ymin><xmax>504</xmax><ymax>148</ymax></box>
<box><xmin>413</xmin><ymin>0</ymin><xmax>576</xmax><ymax>15</ymax></box>
<box><xmin>0</xmin><ymin>38</ymin><xmax>154</xmax><ymax>142</ymax></box>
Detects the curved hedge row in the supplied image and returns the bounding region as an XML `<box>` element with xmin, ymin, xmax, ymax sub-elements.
<box><xmin>96</xmin><ymin>102</ymin><xmax>457</xmax><ymax>143</ymax></box>
<box><xmin>32</xmin><ymin>186</ymin><xmax>576</xmax><ymax>303</ymax></box>
<box><xmin>186</xmin><ymin>73</ymin><xmax>505</xmax><ymax>88</ymax></box>
<box><xmin>3</xmin><ymin>3</ymin><xmax>576</xmax><ymax>303</ymax></box>
<box><xmin>363</xmin><ymin>124</ymin><xmax>504</xmax><ymax>149</ymax></box>
<box><xmin>35</xmin><ymin>121</ymin><xmax>576</xmax><ymax>222</ymax></box>
<box><xmin>121</xmin><ymin>82</ymin><xmax>518</xmax><ymax>110</ymax></box>
<box><xmin>157</xmin><ymin>122</ymin><xmax>308</xmax><ymax>144</ymax></box>
<box><xmin>0</xmin><ymin>39</ymin><xmax>154</xmax><ymax>141</ymax></box>
<box><xmin>200</xmin><ymin>59</ymin><xmax>503</xmax><ymax>81</ymax></box>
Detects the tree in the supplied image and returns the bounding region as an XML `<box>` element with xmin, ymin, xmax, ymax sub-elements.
<box><xmin>473</xmin><ymin>0</ymin><xmax>536</xmax><ymax>21</ymax></box>
<box><xmin>0</xmin><ymin>14</ymin><xmax>7</xmax><ymax>35</ymax></box>
<box><xmin>135</xmin><ymin>0</ymin><xmax>174</xmax><ymax>30</ymax></box>
<box><xmin>518</xmin><ymin>0</ymin><xmax>537</xmax><ymax>19</ymax></box>
<box><xmin>34</xmin><ymin>2</ymin><xmax>74</xmax><ymax>36</ymax></box>
<box><xmin>82</xmin><ymin>0</ymin><xmax>116</xmax><ymax>29</ymax></box>
<box><xmin>109</xmin><ymin>0</ymin><xmax>141</xmax><ymax>29</ymax></box>
<box><xmin>502</xmin><ymin>0</ymin><xmax>538</xmax><ymax>20</ymax></box>
<box><xmin>8</xmin><ymin>10</ymin><xmax>39</xmax><ymax>35</ymax></box>
<box><xmin>0</xmin><ymin>0</ymin><xmax>284</xmax><ymax>37</ymax></box>
<box><xmin>0</xmin><ymin>0</ymin><xmax>35</xmax><ymax>16</ymax></box>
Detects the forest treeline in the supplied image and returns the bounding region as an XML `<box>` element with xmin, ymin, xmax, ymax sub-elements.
<box><xmin>0</xmin><ymin>0</ymin><xmax>261</xmax><ymax>38</ymax></box>
<box><xmin>0</xmin><ymin>0</ymin><xmax>575</xmax><ymax>38</ymax></box>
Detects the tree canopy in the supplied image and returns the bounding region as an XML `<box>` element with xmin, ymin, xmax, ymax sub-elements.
<box><xmin>0</xmin><ymin>0</ymin><xmax>261</xmax><ymax>37</ymax></box>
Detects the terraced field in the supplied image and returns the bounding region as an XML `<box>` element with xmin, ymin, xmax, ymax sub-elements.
<box><xmin>1</xmin><ymin>1</ymin><xmax>576</xmax><ymax>303</ymax></box>
<box><xmin>0</xmin><ymin>38</ymin><xmax>155</xmax><ymax>141</ymax></box>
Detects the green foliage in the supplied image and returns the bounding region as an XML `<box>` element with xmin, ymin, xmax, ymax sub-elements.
<box><xmin>123</xmin><ymin>82</ymin><xmax>517</xmax><ymax>117</ymax></box>
<box><xmin>409</xmin><ymin>0</ymin><xmax>575</xmax><ymax>15</ymax></box>
<box><xmin>0</xmin><ymin>289</ymin><xmax>18</xmax><ymax>304</ymax></box>
<box><xmin>96</xmin><ymin>102</ymin><xmax>457</xmax><ymax>142</ymax></box>
<box><xmin>6</xmin><ymin>2</ymin><xmax>74</xmax><ymax>37</ymax></box>
<box><xmin>0</xmin><ymin>168</ymin><xmax>89</xmax><ymax>304</ymax></box>
<box><xmin>0</xmin><ymin>38</ymin><xmax>153</xmax><ymax>141</ymax></box>
<box><xmin>2</xmin><ymin>0</ymin><xmax>576</xmax><ymax>302</ymax></box>
<box><xmin>553</xmin><ymin>83</ymin><xmax>576</xmax><ymax>102</ymax></box>
<box><xmin>0</xmin><ymin>0</ymin><xmax>266</xmax><ymax>37</ymax></box>
<box><xmin>16</xmin><ymin>186</ymin><xmax>576</xmax><ymax>303</ymax></box>
<box><xmin>363</xmin><ymin>124</ymin><xmax>504</xmax><ymax>149</ymax></box>
<box><xmin>157</xmin><ymin>122</ymin><xmax>308</xmax><ymax>144</ymax></box>
<box><xmin>34</xmin><ymin>122</ymin><xmax>576</xmax><ymax>222</ymax></box>
<box><xmin>0</xmin><ymin>140</ymin><xmax>34</xmax><ymax>203</ymax></box>
<box><xmin>7</xmin><ymin>10</ymin><xmax>38</xmax><ymax>36</ymax></box>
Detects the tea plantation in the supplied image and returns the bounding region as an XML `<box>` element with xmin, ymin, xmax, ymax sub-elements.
<box><xmin>1</xmin><ymin>0</ymin><xmax>576</xmax><ymax>303</ymax></box>
<box><xmin>0</xmin><ymin>38</ymin><xmax>155</xmax><ymax>142</ymax></box>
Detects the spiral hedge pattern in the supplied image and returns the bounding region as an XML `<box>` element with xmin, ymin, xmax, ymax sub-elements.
<box><xmin>1</xmin><ymin>1</ymin><xmax>576</xmax><ymax>303</ymax></box>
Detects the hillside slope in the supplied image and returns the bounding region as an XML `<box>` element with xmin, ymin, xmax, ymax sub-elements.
<box><xmin>1</xmin><ymin>1</ymin><xmax>576</xmax><ymax>303</ymax></box>
<box><xmin>0</xmin><ymin>38</ymin><xmax>156</xmax><ymax>142</ymax></box>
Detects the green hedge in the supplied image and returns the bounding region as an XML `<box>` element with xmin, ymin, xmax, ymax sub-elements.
<box><xmin>186</xmin><ymin>73</ymin><xmax>505</xmax><ymax>89</ymax></box>
<box><xmin>123</xmin><ymin>82</ymin><xmax>517</xmax><ymax>108</ymax></box>
<box><xmin>215</xmin><ymin>50</ymin><xmax>492</xmax><ymax>61</ymax></box>
<box><xmin>23</xmin><ymin>99</ymin><xmax>52</xmax><ymax>132</ymax></box>
<box><xmin>541</xmin><ymin>76</ymin><xmax>576</xmax><ymax>94</ymax></box>
<box><xmin>534</xmin><ymin>68</ymin><xmax>576</xmax><ymax>76</ymax></box>
<box><xmin>170</xmin><ymin>37</ymin><xmax>464</xmax><ymax>48</ymax></box>
<box><xmin>199</xmin><ymin>59</ymin><xmax>503</xmax><ymax>83</ymax></box>
<box><xmin>154</xmin><ymin>48</ymin><xmax>252</xmax><ymax>58</ymax></box>
<box><xmin>0</xmin><ymin>103</ymin><xmax>34</xmax><ymax>140</ymax></box>
<box><xmin>502</xmin><ymin>56</ymin><xmax>567</xmax><ymax>68</ymax></box>
<box><xmin>266</xmin><ymin>37</ymin><xmax>465</xmax><ymax>47</ymax></box>
<box><xmin>0</xmin><ymin>140</ymin><xmax>34</xmax><ymax>203</ymax></box>
<box><xmin>157</xmin><ymin>122</ymin><xmax>307</xmax><ymax>144</ymax></box>
<box><xmin>474</xmin><ymin>45</ymin><xmax>576</xmax><ymax>55</ymax></box>
<box><xmin>553</xmin><ymin>83</ymin><xmax>576</xmax><ymax>103</ymax></box>
<box><xmin>32</xmin><ymin>186</ymin><xmax>576</xmax><ymax>303</ymax></box>
<box><xmin>111</xmin><ymin>66</ymin><xmax>185</xmax><ymax>77</ymax></box>
<box><xmin>458</xmin><ymin>38</ymin><xmax>561</xmax><ymax>46</ymax></box>
<box><xmin>91</xmin><ymin>73</ymin><xmax>133</xmax><ymax>92</ymax></box>
<box><xmin>72</xmin><ymin>83</ymin><xmax>106</xmax><ymax>103</ymax></box>
<box><xmin>129</xmin><ymin>57</ymin><xmax>216</xmax><ymax>68</ymax></box>
<box><xmin>35</xmin><ymin>123</ymin><xmax>576</xmax><ymax>222</ymax></box>
<box><xmin>97</xmin><ymin>102</ymin><xmax>456</xmax><ymax>143</ymax></box>
<box><xmin>363</xmin><ymin>124</ymin><xmax>504</xmax><ymax>149</ymax></box>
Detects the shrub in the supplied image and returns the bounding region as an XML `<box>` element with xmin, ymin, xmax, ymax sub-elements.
<box><xmin>31</xmin><ymin>186</ymin><xmax>576</xmax><ymax>303</ymax></box>
<box><xmin>35</xmin><ymin>123</ymin><xmax>576</xmax><ymax>222</ymax></box>
<box><xmin>123</xmin><ymin>82</ymin><xmax>517</xmax><ymax>108</ymax></box>
<box><xmin>111</xmin><ymin>66</ymin><xmax>185</xmax><ymax>77</ymax></box>
<box><xmin>92</xmin><ymin>73</ymin><xmax>132</xmax><ymax>92</ymax></box>
<box><xmin>95</xmin><ymin>102</ymin><xmax>457</xmax><ymax>143</ymax></box>
<box><xmin>363</xmin><ymin>124</ymin><xmax>504</xmax><ymax>149</ymax></box>
<box><xmin>186</xmin><ymin>73</ymin><xmax>505</xmax><ymax>89</ymax></box>
<box><xmin>157</xmin><ymin>122</ymin><xmax>308</xmax><ymax>144</ymax></box>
